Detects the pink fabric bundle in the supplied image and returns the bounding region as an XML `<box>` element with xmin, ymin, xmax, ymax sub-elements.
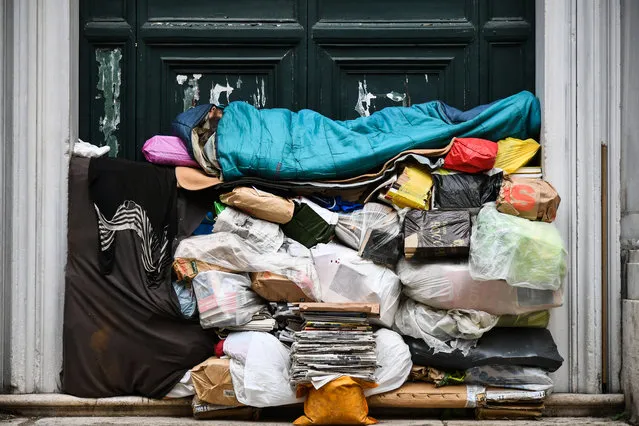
<box><xmin>142</xmin><ymin>135</ymin><xmax>199</xmax><ymax>168</ymax></box>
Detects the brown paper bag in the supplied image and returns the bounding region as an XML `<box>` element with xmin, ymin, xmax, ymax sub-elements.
<box><xmin>220</xmin><ymin>187</ymin><xmax>295</xmax><ymax>224</ymax></box>
<box><xmin>250</xmin><ymin>272</ymin><xmax>315</xmax><ymax>302</ymax></box>
<box><xmin>497</xmin><ymin>177</ymin><xmax>560</xmax><ymax>223</ymax></box>
<box><xmin>190</xmin><ymin>357</ymin><xmax>243</xmax><ymax>407</ymax></box>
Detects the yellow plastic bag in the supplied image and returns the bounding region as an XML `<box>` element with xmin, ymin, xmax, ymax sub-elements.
<box><xmin>294</xmin><ymin>376</ymin><xmax>378</xmax><ymax>425</ymax></box>
<box><xmin>494</xmin><ymin>138</ymin><xmax>540</xmax><ymax>174</ymax></box>
<box><xmin>383</xmin><ymin>165</ymin><xmax>433</xmax><ymax>210</ymax></box>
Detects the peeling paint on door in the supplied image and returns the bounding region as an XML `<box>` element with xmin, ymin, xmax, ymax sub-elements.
<box><xmin>236</xmin><ymin>76</ymin><xmax>243</xmax><ymax>89</ymax></box>
<box><xmin>355</xmin><ymin>79</ymin><xmax>377</xmax><ymax>117</ymax></box>
<box><xmin>96</xmin><ymin>48</ymin><xmax>122</xmax><ymax>157</ymax></box>
<box><xmin>252</xmin><ymin>77</ymin><xmax>267</xmax><ymax>108</ymax></box>
<box><xmin>386</xmin><ymin>91</ymin><xmax>408</xmax><ymax>105</ymax></box>
<box><xmin>210</xmin><ymin>78</ymin><xmax>234</xmax><ymax>105</ymax></box>
<box><xmin>182</xmin><ymin>74</ymin><xmax>202</xmax><ymax>112</ymax></box>
<box><xmin>176</xmin><ymin>74</ymin><xmax>188</xmax><ymax>85</ymax></box>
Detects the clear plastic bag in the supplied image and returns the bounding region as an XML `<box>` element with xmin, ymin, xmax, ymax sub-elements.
<box><xmin>311</xmin><ymin>242</ymin><xmax>401</xmax><ymax>328</ymax></box>
<box><xmin>465</xmin><ymin>365</ymin><xmax>554</xmax><ymax>393</ymax></box>
<box><xmin>396</xmin><ymin>258</ymin><xmax>563</xmax><ymax>316</ymax></box>
<box><xmin>224</xmin><ymin>331</ymin><xmax>302</xmax><ymax>408</ymax></box>
<box><xmin>393</xmin><ymin>298</ymin><xmax>499</xmax><ymax>354</ymax></box>
<box><xmin>469</xmin><ymin>203</ymin><xmax>567</xmax><ymax>290</ymax></box>
<box><xmin>335</xmin><ymin>202</ymin><xmax>402</xmax><ymax>267</ymax></box>
<box><xmin>213</xmin><ymin>207</ymin><xmax>284</xmax><ymax>253</ymax></box>
<box><xmin>364</xmin><ymin>328</ymin><xmax>412</xmax><ymax>397</ymax></box>
<box><xmin>192</xmin><ymin>271</ymin><xmax>266</xmax><ymax>328</ymax></box>
<box><xmin>174</xmin><ymin>233</ymin><xmax>322</xmax><ymax>301</ymax></box>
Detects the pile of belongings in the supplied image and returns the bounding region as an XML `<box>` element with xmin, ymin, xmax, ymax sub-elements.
<box><xmin>63</xmin><ymin>90</ymin><xmax>567</xmax><ymax>423</ymax></box>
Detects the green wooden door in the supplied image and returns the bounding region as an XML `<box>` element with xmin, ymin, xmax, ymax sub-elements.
<box><xmin>80</xmin><ymin>0</ymin><xmax>535</xmax><ymax>160</ymax></box>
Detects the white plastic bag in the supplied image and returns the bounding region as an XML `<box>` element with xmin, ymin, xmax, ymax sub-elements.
<box><xmin>224</xmin><ymin>332</ymin><xmax>302</xmax><ymax>407</ymax></box>
<box><xmin>213</xmin><ymin>207</ymin><xmax>284</xmax><ymax>253</ymax></box>
<box><xmin>165</xmin><ymin>371</ymin><xmax>195</xmax><ymax>398</ymax></box>
<box><xmin>397</xmin><ymin>258</ymin><xmax>563</xmax><ymax>316</ymax></box>
<box><xmin>393</xmin><ymin>298</ymin><xmax>498</xmax><ymax>354</ymax></box>
<box><xmin>174</xmin><ymin>233</ymin><xmax>321</xmax><ymax>301</ymax></box>
<box><xmin>311</xmin><ymin>242</ymin><xmax>401</xmax><ymax>328</ymax></box>
<box><xmin>469</xmin><ymin>203</ymin><xmax>567</xmax><ymax>290</ymax></box>
<box><xmin>465</xmin><ymin>365</ymin><xmax>554</xmax><ymax>393</ymax></box>
<box><xmin>193</xmin><ymin>271</ymin><xmax>265</xmax><ymax>328</ymax></box>
<box><xmin>365</xmin><ymin>328</ymin><xmax>412</xmax><ymax>397</ymax></box>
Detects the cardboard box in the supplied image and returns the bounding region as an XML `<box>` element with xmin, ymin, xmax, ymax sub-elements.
<box><xmin>367</xmin><ymin>382</ymin><xmax>485</xmax><ymax>409</ymax></box>
<box><xmin>250</xmin><ymin>271</ymin><xmax>315</xmax><ymax>302</ymax></box>
<box><xmin>190</xmin><ymin>357</ymin><xmax>243</xmax><ymax>407</ymax></box>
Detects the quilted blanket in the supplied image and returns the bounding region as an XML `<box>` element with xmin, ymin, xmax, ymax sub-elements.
<box><xmin>216</xmin><ymin>91</ymin><xmax>540</xmax><ymax>181</ymax></box>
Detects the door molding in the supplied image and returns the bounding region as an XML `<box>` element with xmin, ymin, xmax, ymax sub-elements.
<box><xmin>537</xmin><ymin>0</ymin><xmax>622</xmax><ymax>392</ymax></box>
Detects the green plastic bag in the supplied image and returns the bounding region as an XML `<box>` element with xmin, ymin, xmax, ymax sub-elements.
<box><xmin>469</xmin><ymin>203</ymin><xmax>566</xmax><ymax>291</ymax></box>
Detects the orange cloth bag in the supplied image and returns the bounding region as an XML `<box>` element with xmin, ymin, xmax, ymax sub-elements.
<box><xmin>294</xmin><ymin>376</ymin><xmax>378</xmax><ymax>425</ymax></box>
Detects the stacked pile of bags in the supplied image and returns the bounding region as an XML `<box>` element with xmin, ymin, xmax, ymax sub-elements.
<box><xmin>136</xmin><ymin>91</ymin><xmax>566</xmax><ymax>423</ymax></box>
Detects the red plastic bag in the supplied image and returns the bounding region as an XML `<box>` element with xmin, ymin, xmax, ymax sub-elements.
<box><xmin>443</xmin><ymin>137</ymin><xmax>498</xmax><ymax>174</ymax></box>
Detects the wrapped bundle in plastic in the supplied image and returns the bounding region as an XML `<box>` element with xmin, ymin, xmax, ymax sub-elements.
<box><xmin>213</xmin><ymin>207</ymin><xmax>284</xmax><ymax>253</ymax></box>
<box><xmin>393</xmin><ymin>297</ymin><xmax>498</xmax><ymax>354</ymax></box>
<box><xmin>432</xmin><ymin>171</ymin><xmax>502</xmax><ymax>209</ymax></box>
<box><xmin>365</xmin><ymin>328</ymin><xmax>413</xmax><ymax>397</ymax></box>
<box><xmin>335</xmin><ymin>202</ymin><xmax>402</xmax><ymax>267</ymax></box>
<box><xmin>397</xmin><ymin>259</ymin><xmax>563</xmax><ymax>316</ymax></box>
<box><xmin>403</xmin><ymin>210</ymin><xmax>471</xmax><ymax>259</ymax></box>
<box><xmin>193</xmin><ymin>271</ymin><xmax>266</xmax><ymax>328</ymax></box>
<box><xmin>465</xmin><ymin>365</ymin><xmax>554</xmax><ymax>393</ymax></box>
<box><xmin>224</xmin><ymin>332</ymin><xmax>302</xmax><ymax>408</ymax></box>
<box><xmin>311</xmin><ymin>242</ymin><xmax>401</xmax><ymax>328</ymax></box>
<box><xmin>469</xmin><ymin>203</ymin><xmax>567</xmax><ymax>291</ymax></box>
<box><xmin>175</xmin><ymin>233</ymin><xmax>321</xmax><ymax>301</ymax></box>
<box><xmin>405</xmin><ymin>328</ymin><xmax>564</xmax><ymax>372</ymax></box>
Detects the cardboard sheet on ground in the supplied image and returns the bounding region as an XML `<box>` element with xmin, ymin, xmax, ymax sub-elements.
<box><xmin>367</xmin><ymin>382</ymin><xmax>485</xmax><ymax>409</ymax></box>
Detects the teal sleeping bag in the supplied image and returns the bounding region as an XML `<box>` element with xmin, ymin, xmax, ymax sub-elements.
<box><xmin>216</xmin><ymin>91</ymin><xmax>541</xmax><ymax>181</ymax></box>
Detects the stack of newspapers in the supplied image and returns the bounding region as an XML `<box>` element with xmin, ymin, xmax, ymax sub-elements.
<box><xmin>290</xmin><ymin>303</ymin><xmax>379</xmax><ymax>388</ymax></box>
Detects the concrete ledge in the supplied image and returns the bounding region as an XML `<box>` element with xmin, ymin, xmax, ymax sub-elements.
<box><xmin>0</xmin><ymin>393</ymin><xmax>625</xmax><ymax>418</ymax></box>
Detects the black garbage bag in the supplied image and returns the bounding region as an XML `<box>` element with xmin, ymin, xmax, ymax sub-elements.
<box><xmin>403</xmin><ymin>210</ymin><xmax>471</xmax><ymax>258</ymax></box>
<box><xmin>433</xmin><ymin>172</ymin><xmax>503</xmax><ymax>209</ymax></box>
<box><xmin>404</xmin><ymin>327</ymin><xmax>564</xmax><ymax>372</ymax></box>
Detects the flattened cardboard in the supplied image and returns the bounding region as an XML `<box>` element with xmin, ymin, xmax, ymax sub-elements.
<box><xmin>298</xmin><ymin>303</ymin><xmax>380</xmax><ymax>316</ymax></box>
<box><xmin>190</xmin><ymin>357</ymin><xmax>243</xmax><ymax>407</ymax></box>
<box><xmin>250</xmin><ymin>271</ymin><xmax>315</xmax><ymax>302</ymax></box>
<box><xmin>367</xmin><ymin>382</ymin><xmax>485</xmax><ymax>409</ymax></box>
